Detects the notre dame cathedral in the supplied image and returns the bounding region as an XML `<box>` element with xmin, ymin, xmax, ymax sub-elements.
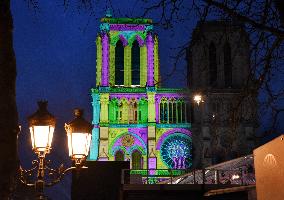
<box><xmin>187</xmin><ymin>21</ymin><xmax>258</xmax><ymax>168</ymax></box>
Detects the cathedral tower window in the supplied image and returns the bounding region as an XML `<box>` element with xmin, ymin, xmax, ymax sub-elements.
<box><xmin>131</xmin><ymin>40</ymin><xmax>140</xmax><ymax>85</ymax></box>
<box><xmin>209</xmin><ymin>42</ymin><xmax>217</xmax><ymax>86</ymax></box>
<box><xmin>115</xmin><ymin>40</ymin><xmax>124</xmax><ymax>85</ymax></box>
<box><xmin>224</xmin><ymin>42</ymin><xmax>232</xmax><ymax>87</ymax></box>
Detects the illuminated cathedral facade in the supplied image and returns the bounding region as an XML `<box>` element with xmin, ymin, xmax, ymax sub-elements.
<box><xmin>88</xmin><ymin>16</ymin><xmax>192</xmax><ymax>170</ymax></box>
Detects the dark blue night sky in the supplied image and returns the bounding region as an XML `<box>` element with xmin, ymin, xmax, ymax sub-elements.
<box><xmin>11</xmin><ymin>0</ymin><xmax>284</xmax><ymax>199</ymax></box>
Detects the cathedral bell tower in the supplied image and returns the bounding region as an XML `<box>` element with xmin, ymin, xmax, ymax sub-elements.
<box><xmin>89</xmin><ymin>14</ymin><xmax>192</xmax><ymax>171</ymax></box>
<box><xmin>188</xmin><ymin>21</ymin><xmax>257</xmax><ymax>168</ymax></box>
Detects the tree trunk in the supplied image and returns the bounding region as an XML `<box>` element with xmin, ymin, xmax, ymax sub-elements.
<box><xmin>0</xmin><ymin>0</ymin><xmax>19</xmax><ymax>198</ymax></box>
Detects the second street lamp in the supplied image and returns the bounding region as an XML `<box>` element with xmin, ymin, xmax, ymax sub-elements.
<box><xmin>20</xmin><ymin>101</ymin><xmax>93</xmax><ymax>199</ymax></box>
<box><xmin>65</xmin><ymin>109</ymin><xmax>93</xmax><ymax>166</ymax></box>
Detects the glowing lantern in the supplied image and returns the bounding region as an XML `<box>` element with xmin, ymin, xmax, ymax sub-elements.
<box><xmin>65</xmin><ymin>109</ymin><xmax>93</xmax><ymax>164</ymax></box>
<box><xmin>28</xmin><ymin>101</ymin><xmax>56</xmax><ymax>154</ymax></box>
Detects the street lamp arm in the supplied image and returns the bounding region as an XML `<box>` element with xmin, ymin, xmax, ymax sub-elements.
<box><xmin>19</xmin><ymin>160</ymin><xmax>39</xmax><ymax>186</ymax></box>
<box><xmin>44</xmin><ymin>165</ymin><xmax>87</xmax><ymax>187</ymax></box>
<box><xmin>20</xmin><ymin>158</ymin><xmax>88</xmax><ymax>188</ymax></box>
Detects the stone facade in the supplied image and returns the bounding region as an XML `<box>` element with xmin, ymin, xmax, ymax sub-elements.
<box><xmin>187</xmin><ymin>21</ymin><xmax>257</xmax><ymax>168</ymax></box>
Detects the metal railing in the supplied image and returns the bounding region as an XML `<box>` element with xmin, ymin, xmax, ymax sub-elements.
<box><xmin>121</xmin><ymin>155</ymin><xmax>255</xmax><ymax>185</ymax></box>
<box><xmin>122</xmin><ymin>168</ymin><xmax>255</xmax><ymax>185</ymax></box>
<box><xmin>121</xmin><ymin>169</ymin><xmax>190</xmax><ymax>184</ymax></box>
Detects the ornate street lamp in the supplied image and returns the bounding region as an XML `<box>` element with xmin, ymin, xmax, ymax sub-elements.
<box><xmin>65</xmin><ymin>109</ymin><xmax>93</xmax><ymax>166</ymax></box>
<box><xmin>19</xmin><ymin>101</ymin><xmax>93</xmax><ymax>199</ymax></box>
<box><xmin>28</xmin><ymin>101</ymin><xmax>56</xmax><ymax>155</ymax></box>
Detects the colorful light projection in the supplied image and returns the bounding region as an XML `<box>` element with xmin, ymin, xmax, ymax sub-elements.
<box><xmin>90</xmin><ymin>17</ymin><xmax>192</xmax><ymax>170</ymax></box>
<box><xmin>96</xmin><ymin>18</ymin><xmax>158</xmax><ymax>87</ymax></box>
<box><xmin>160</xmin><ymin>133</ymin><xmax>192</xmax><ymax>169</ymax></box>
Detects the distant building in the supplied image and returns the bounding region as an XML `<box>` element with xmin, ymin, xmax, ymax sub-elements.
<box><xmin>88</xmin><ymin>15</ymin><xmax>192</xmax><ymax>170</ymax></box>
<box><xmin>187</xmin><ymin>21</ymin><xmax>258</xmax><ymax>168</ymax></box>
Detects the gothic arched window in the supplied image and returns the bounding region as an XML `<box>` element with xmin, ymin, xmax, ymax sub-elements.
<box><xmin>209</xmin><ymin>42</ymin><xmax>217</xmax><ymax>86</ymax></box>
<box><xmin>115</xmin><ymin>40</ymin><xmax>124</xmax><ymax>85</ymax></box>
<box><xmin>131</xmin><ymin>40</ymin><xmax>140</xmax><ymax>85</ymax></box>
<box><xmin>129</xmin><ymin>99</ymin><xmax>138</xmax><ymax>123</ymax></box>
<box><xmin>160</xmin><ymin>98</ymin><xmax>168</xmax><ymax>123</ymax></box>
<box><xmin>169</xmin><ymin>99</ymin><xmax>174</xmax><ymax>123</ymax></box>
<box><xmin>115</xmin><ymin>150</ymin><xmax>124</xmax><ymax>161</ymax></box>
<box><xmin>224</xmin><ymin>42</ymin><xmax>232</xmax><ymax>87</ymax></box>
<box><xmin>173</xmin><ymin>101</ymin><xmax>177</xmax><ymax>123</ymax></box>
<box><xmin>132</xmin><ymin>150</ymin><xmax>142</xmax><ymax>169</ymax></box>
<box><xmin>177</xmin><ymin>101</ymin><xmax>182</xmax><ymax>123</ymax></box>
<box><xmin>109</xmin><ymin>98</ymin><xmax>119</xmax><ymax>123</ymax></box>
<box><xmin>138</xmin><ymin>98</ymin><xmax>148</xmax><ymax>123</ymax></box>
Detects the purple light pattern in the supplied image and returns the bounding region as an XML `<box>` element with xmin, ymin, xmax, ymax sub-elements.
<box><xmin>146</xmin><ymin>34</ymin><xmax>154</xmax><ymax>86</ymax></box>
<box><xmin>119</xmin><ymin>35</ymin><xmax>128</xmax><ymax>46</ymax></box>
<box><xmin>102</xmin><ymin>34</ymin><xmax>109</xmax><ymax>86</ymax></box>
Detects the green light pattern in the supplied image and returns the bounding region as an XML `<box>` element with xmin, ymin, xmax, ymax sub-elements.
<box><xmin>138</xmin><ymin>98</ymin><xmax>148</xmax><ymax>123</ymax></box>
<box><xmin>96</xmin><ymin>36</ymin><xmax>102</xmax><ymax>86</ymax></box>
<box><xmin>109</xmin><ymin>87</ymin><xmax>146</xmax><ymax>93</ymax></box>
<box><xmin>140</xmin><ymin>46</ymin><xmax>147</xmax><ymax>86</ymax></box>
<box><xmin>129</xmin><ymin>169</ymin><xmax>186</xmax><ymax>176</ymax></box>
<box><xmin>129</xmin><ymin>145</ymin><xmax>146</xmax><ymax>155</ymax></box>
<box><xmin>109</xmin><ymin>98</ymin><xmax>119</xmax><ymax>123</ymax></box>
<box><xmin>109</xmin><ymin>31</ymin><xmax>122</xmax><ymax>46</ymax></box>
<box><xmin>108</xmin><ymin>98</ymin><xmax>149</xmax><ymax>124</ymax></box>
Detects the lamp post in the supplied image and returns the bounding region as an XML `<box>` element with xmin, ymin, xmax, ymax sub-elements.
<box><xmin>19</xmin><ymin>101</ymin><xmax>93</xmax><ymax>199</ymax></box>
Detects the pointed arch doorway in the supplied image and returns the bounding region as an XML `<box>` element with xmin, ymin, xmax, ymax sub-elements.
<box><xmin>131</xmin><ymin>150</ymin><xmax>142</xmax><ymax>169</ymax></box>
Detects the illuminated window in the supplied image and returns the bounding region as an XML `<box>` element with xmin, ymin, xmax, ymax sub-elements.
<box><xmin>209</xmin><ymin>42</ymin><xmax>217</xmax><ymax>86</ymax></box>
<box><xmin>224</xmin><ymin>42</ymin><xmax>232</xmax><ymax>87</ymax></box>
<box><xmin>115</xmin><ymin>40</ymin><xmax>124</xmax><ymax>85</ymax></box>
<box><xmin>131</xmin><ymin>40</ymin><xmax>140</xmax><ymax>85</ymax></box>
<box><xmin>160</xmin><ymin>133</ymin><xmax>192</xmax><ymax>169</ymax></box>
